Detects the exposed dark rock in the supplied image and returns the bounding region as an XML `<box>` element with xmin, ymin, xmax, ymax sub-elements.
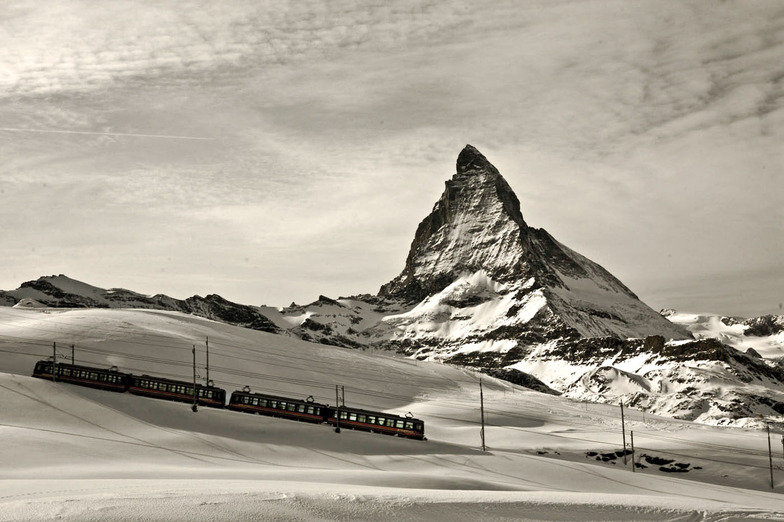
<box><xmin>483</xmin><ymin>368</ymin><xmax>560</xmax><ymax>395</ymax></box>
<box><xmin>744</xmin><ymin>315</ymin><xmax>784</xmax><ymax>337</ymax></box>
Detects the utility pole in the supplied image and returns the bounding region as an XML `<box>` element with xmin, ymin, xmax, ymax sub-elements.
<box><xmin>191</xmin><ymin>345</ymin><xmax>198</xmax><ymax>413</ymax></box>
<box><xmin>334</xmin><ymin>385</ymin><xmax>341</xmax><ymax>433</ymax></box>
<box><xmin>620</xmin><ymin>401</ymin><xmax>627</xmax><ymax>465</ymax></box>
<box><xmin>71</xmin><ymin>344</ymin><xmax>75</xmax><ymax>366</ymax></box>
<box><xmin>341</xmin><ymin>385</ymin><xmax>345</xmax><ymax>406</ymax></box>
<box><xmin>630</xmin><ymin>431</ymin><xmax>635</xmax><ymax>473</ymax></box>
<box><xmin>52</xmin><ymin>342</ymin><xmax>57</xmax><ymax>382</ymax></box>
<box><xmin>205</xmin><ymin>337</ymin><xmax>210</xmax><ymax>386</ymax></box>
<box><xmin>480</xmin><ymin>378</ymin><xmax>486</xmax><ymax>451</ymax></box>
<box><xmin>768</xmin><ymin>424</ymin><xmax>774</xmax><ymax>489</ymax></box>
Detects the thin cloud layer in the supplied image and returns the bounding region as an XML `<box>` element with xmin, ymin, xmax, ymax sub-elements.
<box><xmin>1</xmin><ymin>0</ymin><xmax>782</xmax><ymax>315</ymax></box>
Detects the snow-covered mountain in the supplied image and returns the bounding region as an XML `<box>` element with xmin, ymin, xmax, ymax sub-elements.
<box><xmin>0</xmin><ymin>274</ymin><xmax>279</xmax><ymax>334</ymax></box>
<box><xmin>3</xmin><ymin>146</ymin><xmax>783</xmax><ymax>427</ymax></box>
<box><xmin>266</xmin><ymin>145</ymin><xmax>690</xmax><ymax>354</ymax></box>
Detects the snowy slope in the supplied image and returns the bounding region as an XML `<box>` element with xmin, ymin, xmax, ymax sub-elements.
<box><xmin>1</xmin><ymin>307</ymin><xmax>784</xmax><ymax>520</ymax></box>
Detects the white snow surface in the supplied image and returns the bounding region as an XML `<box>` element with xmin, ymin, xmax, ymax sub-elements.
<box><xmin>1</xmin><ymin>307</ymin><xmax>783</xmax><ymax>520</ymax></box>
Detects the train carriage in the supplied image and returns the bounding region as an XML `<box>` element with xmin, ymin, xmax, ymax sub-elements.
<box><xmin>227</xmin><ymin>389</ymin><xmax>329</xmax><ymax>424</ymax></box>
<box><xmin>32</xmin><ymin>360</ymin><xmax>130</xmax><ymax>392</ymax></box>
<box><xmin>30</xmin><ymin>361</ymin><xmax>426</xmax><ymax>441</ymax></box>
<box><xmin>326</xmin><ymin>405</ymin><xmax>426</xmax><ymax>440</ymax></box>
<box><xmin>128</xmin><ymin>374</ymin><xmax>226</xmax><ymax>408</ymax></box>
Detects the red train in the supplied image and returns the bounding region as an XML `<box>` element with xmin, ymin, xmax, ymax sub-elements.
<box><xmin>32</xmin><ymin>359</ymin><xmax>426</xmax><ymax>440</ymax></box>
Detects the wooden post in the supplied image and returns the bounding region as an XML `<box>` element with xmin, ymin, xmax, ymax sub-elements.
<box><xmin>630</xmin><ymin>431</ymin><xmax>635</xmax><ymax>472</ymax></box>
<box><xmin>334</xmin><ymin>385</ymin><xmax>341</xmax><ymax>433</ymax></box>
<box><xmin>768</xmin><ymin>424</ymin><xmax>774</xmax><ymax>489</ymax></box>
<box><xmin>71</xmin><ymin>344</ymin><xmax>75</xmax><ymax>366</ymax></box>
<box><xmin>52</xmin><ymin>342</ymin><xmax>57</xmax><ymax>382</ymax></box>
<box><xmin>205</xmin><ymin>337</ymin><xmax>210</xmax><ymax>386</ymax></box>
<box><xmin>480</xmin><ymin>378</ymin><xmax>486</xmax><ymax>451</ymax></box>
<box><xmin>191</xmin><ymin>345</ymin><xmax>198</xmax><ymax>412</ymax></box>
<box><xmin>621</xmin><ymin>402</ymin><xmax>627</xmax><ymax>465</ymax></box>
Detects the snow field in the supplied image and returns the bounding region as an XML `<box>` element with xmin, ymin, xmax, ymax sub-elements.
<box><xmin>1</xmin><ymin>307</ymin><xmax>783</xmax><ymax>520</ymax></box>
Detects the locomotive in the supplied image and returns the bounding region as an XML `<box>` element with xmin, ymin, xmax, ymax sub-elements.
<box><xmin>32</xmin><ymin>359</ymin><xmax>426</xmax><ymax>440</ymax></box>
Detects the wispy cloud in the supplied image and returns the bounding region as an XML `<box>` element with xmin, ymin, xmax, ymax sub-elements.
<box><xmin>1</xmin><ymin>0</ymin><xmax>782</xmax><ymax>314</ymax></box>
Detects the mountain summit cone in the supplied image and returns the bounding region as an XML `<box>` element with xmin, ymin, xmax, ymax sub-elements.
<box><xmin>379</xmin><ymin>144</ymin><xmax>688</xmax><ymax>341</ymax></box>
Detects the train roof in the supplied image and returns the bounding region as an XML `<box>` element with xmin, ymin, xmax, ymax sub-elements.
<box><xmin>133</xmin><ymin>373</ymin><xmax>224</xmax><ymax>390</ymax></box>
<box><xmin>334</xmin><ymin>404</ymin><xmax>424</xmax><ymax>423</ymax></box>
<box><xmin>231</xmin><ymin>389</ymin><xmax>329</xmax><ymax>407</ymax></box>
<box><xmin>37</xmin><ymin>359</ymin><xmax>129</xmax><ymax>375</ymax></box>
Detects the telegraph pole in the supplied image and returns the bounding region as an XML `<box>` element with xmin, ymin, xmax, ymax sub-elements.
<box><xmin>52</xmin><ymin>342</ymin><xmax>57</xmax><ymax>381</ymax></box>
<box><xmin>205</xmin><ymin>337</ymin><xmax>210</xmax><ymax>385</ymax></box>
<box><xmin>620</xmin><ymin>401</ymin><xmax>627</xmax><ymax>465</ymax></box>
<box><xmin>191</xmin><ymin>345</ymin><xmax>198</xmax><ymax>412</ymax></box>
<box><xmin>630</xmin><ymin>431</ymin><xmax>635</xmax><ymax>472</ymax></box>
<box><xmin>768</xmin><ymin>424</ymin><xmax>774</xmax><ymax>489</ymax></box>
<box><xmin>480</xmin><ymin>378</ymin><xmax>486</xmax><ymax>451</ymax></box>
<box><xmin>341</xmin><ymin>385</ymin><xmax>345</xmax><ymax>406</ymax></box>
<box><xmin>334</xmin><ymin>385</ymin><xmax>341</xmax><ymax>433</ymax></box>
<box><xmin>71</xmin><ymin>344</ymin><xmax>75</xmax><ymax>366</ymax></box>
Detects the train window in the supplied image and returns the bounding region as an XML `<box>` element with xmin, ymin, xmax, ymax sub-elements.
<box><xmin>270</xmin><ymin>400</ymin><xmax>278</xmax><ymax>409</ymax></box>
<box><xmin>287</xmin><ymin>403</ymin><xmax>296</xmax><ymax>411</ymax></box>
<box><xmin>405</xmin><ymin>422</ymin><xmax>413</xmax><ymax>430</ymax></box>
<box><xmin>357</xmin><ymin>415</ymin><xmax>366</xmax><ymax>423</ymax></box>
<box><xmin>348</xmin><ymin>413</ymin><xmax>357</xmax><ymax>422</ymax></box>
<box><xmin>415</xmin><ymin>423</ymin><xmax>423</xmax><ymax>431</ymax></box>
<box><xmin>62</xmin><ymin>369</ymin><xmax>71</xmax><ymax>376</ymax></box>
<box><xmin>297</xmin><ymin>405</ymin><xmax>305</xmax><ymax>413</ymax></box>
<box><xmin>367</xmin><ymin>416</ymin><xmax>376</xmax><ymax>424</ymax></box>
<box><xmin>339</xmin><ymin>411</ymin><xmax>348</xmax><ymax>420</ymax></box>
<box><xmin>259</xmin><ymin>399</ymin><xmax>267</xmax><ymax>407</ymax></box>
<box><xmin>306</xmin><ymin>406</ymin><xmax>314</xmax><ymax>414</ymax></box>
<box><xmin>90</xmin><ymin>372</ymin><xmax>98</xmax><ymax>380</ymax></box>
<box><xmin>396</xmin><ymin>420</ymin><xmax>404</xmax><ymax>428</ymax></box>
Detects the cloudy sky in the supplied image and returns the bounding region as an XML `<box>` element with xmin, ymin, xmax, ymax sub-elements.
<box><xmin>1</xmin><ymin>0</ymin><xmax>782</xmax><ymax>317</ymax></box>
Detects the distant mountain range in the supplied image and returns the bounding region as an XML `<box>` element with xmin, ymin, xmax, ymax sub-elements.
<box><xmin>3</xmin><ymin>146</ymin><xmax>783</xmax><ymax>426</ymax></box>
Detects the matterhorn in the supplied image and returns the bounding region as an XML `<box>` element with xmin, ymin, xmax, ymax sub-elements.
<box><xmin>375</xmin><ymin>144</ymin><xmax>689</xmax><ymax>347</ymax></box>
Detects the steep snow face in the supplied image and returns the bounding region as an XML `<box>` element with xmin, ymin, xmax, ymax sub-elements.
<box><xmin>370</xmin><ymin>272</ymin><xmax>548</xmax><ymax>358</ymax></box>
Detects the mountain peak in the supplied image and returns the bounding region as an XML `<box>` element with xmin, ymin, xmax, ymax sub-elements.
<box><xmin>456</xmin><ymin>144</ymin><xmax>495</xmax><ymax>173</ymax></box>
<box><xmin>379</xmin><ymin>145</ymin><xmax>690</xmax><ymax>341</ymax></box>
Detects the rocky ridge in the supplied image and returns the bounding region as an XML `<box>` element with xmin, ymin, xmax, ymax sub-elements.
<box><xmin>1</xmin><ymin>275</ymin><xmax>279</xmax><ymax>334</ymax></box>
